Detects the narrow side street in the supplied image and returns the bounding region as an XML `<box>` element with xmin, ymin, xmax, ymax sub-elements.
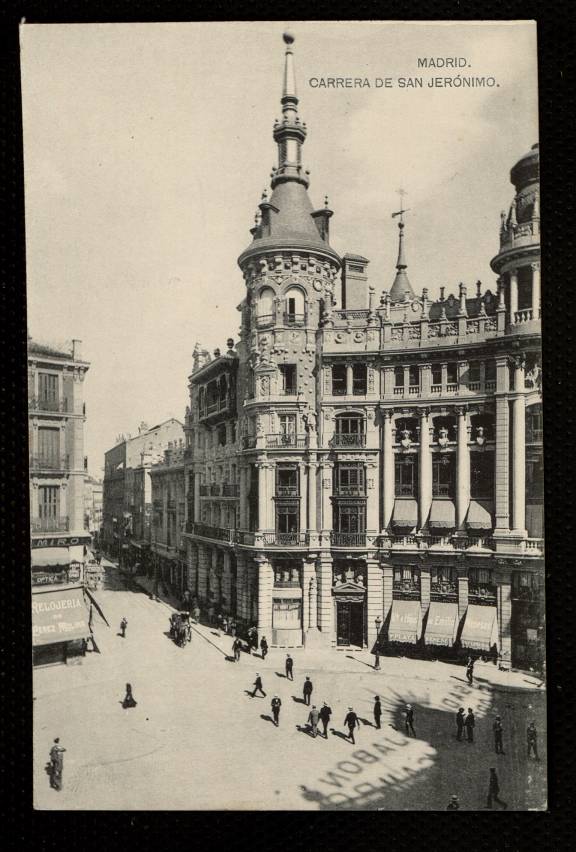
<box><xmin>34</xmin><ymin>562</ymin><xmax>547</xmax><ymax>811</ymax></box>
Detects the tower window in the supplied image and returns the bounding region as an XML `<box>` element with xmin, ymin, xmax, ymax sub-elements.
<box><xmin>279</xmin><ymin>365</ymin><xmax>297</xmax><ymax>395</ymax></box>
<box><xmin>332</xmin><ymin>365</ymin><xmax>347</xmax><ymax>395</ymax></box>
<box><xmin>394</xmin><ymin>367</ymin><xmax>404</xmax><ymax>388</ymax></box>
<box><xmin>431</xmin><ymin>364</ymin><xmax>442</xmax><ymax>386</ymax></box>
<box><xmin>352</xmin><ymin>364</ymin><xmax>367</xmax><ymax>395</ymax></box>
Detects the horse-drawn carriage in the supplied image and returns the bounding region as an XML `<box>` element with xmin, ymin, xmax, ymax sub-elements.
<box><xmin>169</xmin><ymin>611</ymin><xmax>192</xmax><ymax>647</ymax></box>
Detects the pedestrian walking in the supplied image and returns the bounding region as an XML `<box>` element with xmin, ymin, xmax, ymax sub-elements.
<box><xmin>527</xmin><ymin>722</ymin><xmax>539</xmax><ymax>760</ymax></box>
<box><xmin>233</xmin><ymin>637</ymin><xmax>242</xmax><ymax>662</ymax></box>
<box><xmin>303</xmin><ymin>676</ymin><xmax>313</xmax><ymax>706</ymax></box>
<box><xmin>465</xmin><ymin>708</ymin><xmax>475</xmax><ymax>742</ymax></box>
<box><xmin>319</xmin><ymin>702</ymin><xmax>332</xmax><ymax>738</ymax></box>
<box><xmin>120</xmin><ymin>617</ymin><xmax>128</xmax><ymax>638</ymax></box>
<box><xmin>404</xmin><ymin>703</ymin><xmax>416</xmax><ymax>737</ymax></box>
<box><xmin>446</xmin><ymin>794</ymin><xmax>460</xmax><ymax>811</ymax></box>
<box><xmin>122</xmin><ymin>683</ymin><xmax>137</xmax><ymax>709</ymax></box>
<box><xmin>493</xmin><ymin>715</ymin><xmax>505</xmax><ymax>754</ymax></box>
<box><xmin>285</xmin><ymin>653</ymin><xmax>294</xmax><ymax>680</ymax></box>
<box><xmin>308</xmin><ymin>705</ymin><xmax>320</xmax><ymax>738</ymax></box>
<box><xmin>374</xmin><ymin>646</ymin><xmax>381</xmax><ymax>670</ymax></box>
<box><xmin>49</xmin><ymin>738</ymin><xmax>66</xmax><ymax>791</ymax></box>
<box><xmin>271</xmin><ymin>695</ymin><xmax>282</xmax><ymax>726</ymax></box>
<box><xmin>250</xmin><ymin>673</ymin><xmax>266</xmax><ymax>698</ymax></box>
<box><xmin>456</xmin><ymin>707</ymin><xmax>465</xmax><ymax>741</ymax></box>
<box><xmin>486</xmin><ymin>768</ymin><xmax>507</xmax><ymax>810</ymax></box>
<box><xmin>260</xmin><ymin>636</ymin><xmax>268</xmax><ymax>660</ymax></box>
<box><xmin>344</xmin><ymin>707</ymin><xmax>360</xmax><ymax>744</ymax></box>
<box><xmin>373</xmin><ymin>696</ymin><xmax>382</xmax><ymax>730</ymax></box>
<box><xmin>466</xmin><ymin>657</ymin><xmax>474</xmax><ymax>686</ymax></box>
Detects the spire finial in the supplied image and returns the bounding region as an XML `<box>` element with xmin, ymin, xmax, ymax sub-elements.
<box><xmin>271</xmin><ymin>30</ymin><xmax>308</xmax><ymax>189</ymax></box>
<box><xmin>390</xmin><ymin>189</ymin><xmax>415</xmax><ymax>302</ymax></box>
<box><xmin>282</xmin><ymin>31</ymin><xmax>297</xmax><ymax>101</ymax></box>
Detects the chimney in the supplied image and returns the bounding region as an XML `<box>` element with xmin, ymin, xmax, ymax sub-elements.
<box><xmin>341</xmin><ymin>254</ymin><xmax>370</xmax><ymax>310</ymax></box>
<box><xmin>72</xmin><ymin>339</ymin><xmax>82</xmax><ymax>360</ymax></box>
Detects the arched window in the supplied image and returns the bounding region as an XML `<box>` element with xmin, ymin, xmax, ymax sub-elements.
<box><xmin>284</xmin><ymin>286</ymin><xmax>306</xmax><ymax>325</ymax></box>
<box><xmin>257</xmin><ymin>287</ymin><xmax>275</xmax><ymax>327</ymax></box>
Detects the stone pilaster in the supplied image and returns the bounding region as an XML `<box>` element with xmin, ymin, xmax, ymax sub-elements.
<box><xmin>494</xmin><ymin>356</ymin><xmax>510</xmax><ymax>532</ymax></box>
<box><xmin>457</xmin><ymin>570</ymin><xmax>469</xmax><ymax>621</ymax></box>
<box><xmin>366</xmin><ymin>558</ymin><xmax>383</xmax><ymax>649</ymax></box>
<box><xmin>531</xmin><ymin>262</ymin><xmax>540</xmax><ymax>317</ymax></box>
<box><xmin>381</xmin><ymin>562</ymin><xmax>394</xmax><ymax>624</ymax></box>
<box><xmin>366</xmin><ymin>460</ymin><xmax>379</xmax><ymax>532</ymax></box>
<box><xmin>419</xmin><ymin>410</ymin><xmax>432</xmax><ymax>529</ymax></box>
<box><xmin>256</xmin><ymin>556</ymin><xmax>273</xmax><ymax>641</ymax></box>
<box><xmin>456</xmin><ymin>407</ymin><xmax>470</xmax><ymax>529</ymax></box>
<box><xmin>222</xmin><ymin>550</ymin><xmax>232</xmax><ymax>612</ymax></box>
<box><xmin>307</xmin><ymin>458</ymin><xmax>318</xmax><ymax>533</ymax></box>
<box><xmin>382</xmin><ymin>410</ymin><xmax>395</xmax><ymax>530</ymax></box>
<box><xmin>496</xmin><ymin>567</ymin><xmax>512</xmax><ymax>664</ymax></box>
<box><xmin>197</xmin><ymin>543</ymin><xmax>209</xmax><ymax>603</ymax></box>
<box><xmin>316</xmin><ymin>556</ymin><xmax>333</xmax><ymax>639</ymax></box>
<box><xmin>420</xmin><ymin>565</ymin><xmax>431</xmax><ymax>619</ymax></box>
<box><xmin>512</xmin><ymin>361</ymin><xmax>526</xmax><ymax>533</ymax></box>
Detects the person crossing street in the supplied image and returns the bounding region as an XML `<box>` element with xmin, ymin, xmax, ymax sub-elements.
<box><xmin>344</xmin><ymin>707</ymin><xmax>360</xmax><ymax>744</ymax></box>
<box><xmin>250</xmin><ymin>673</ymin><xmax>266</xmax><ymax>698</ymax></box>
<box><xmin>285</xmin><ymin>654</ymin><xmax>294</xmax><ymax>680</ymax></box>
<box><xmin>307</xmin><ymin>705</ymin><xmax>320</xmax><ymax>738</ymax></box>
<box><xmin>49</xmin><ymin>738</ymin><xmax>66</xmax><ymax>791</ymax></box>
<box><xmin>319</xmin><ymin>702</ymin><xmax>332</xmax><ymax>739</ymax></box>
<box><xmin>373</xmin><ymin>696</ymin><xmax>382</xmax><ymax>730</ymax></box>
<box><xmin>260</xmin><ymin>636</ymin><xmax>268</xmax><ymax>660</ymax></box>
<box><xmin>271</xmin><ymin>695</ymin><xmax>282</xmax><ymax>726</ymax></box>
<box><xmin>465</xmin><ymin>708</ymin><xmax>475</xmax><ymax>743</ymax></box>
<box><xmin>120</xmin><ymin>616</ymin><xmax>128</xmax><ymax>638</ymax></box>
<box><xmin>302</xmin><ymin>676</ymin><xmax>313</xmax><ymax>706</ymax></box>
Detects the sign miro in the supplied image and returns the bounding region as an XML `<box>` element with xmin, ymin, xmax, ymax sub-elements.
<box><xmin>31</xmin><ymin>534</ymin><xmax>91</xmax><ymax>549</ymax></box>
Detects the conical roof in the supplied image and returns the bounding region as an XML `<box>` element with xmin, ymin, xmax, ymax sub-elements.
<box><xmin>390</xmin><ymin>220</ymin><xmax>415</xmax><ymax>301</ymax></box>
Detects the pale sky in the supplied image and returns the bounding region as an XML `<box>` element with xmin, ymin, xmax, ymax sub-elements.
<box><xmin>21</xmin><ymin>21</ymin><xmax>538</xmax><ymax>478</ymax></box>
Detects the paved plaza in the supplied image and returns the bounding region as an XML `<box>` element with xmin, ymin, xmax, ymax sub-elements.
<box><xmin>33</xmin><ymin>563</ymin><xmax>547</xmax><ymax>811</ymax></box>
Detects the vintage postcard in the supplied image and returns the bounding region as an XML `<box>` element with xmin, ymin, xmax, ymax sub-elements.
<box><xmin>22</xmin><ymin>20</ymin><xmax>545</xmax><ymax>810</ymax></box>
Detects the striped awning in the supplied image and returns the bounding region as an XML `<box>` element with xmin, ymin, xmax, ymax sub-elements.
<box><xmin>424</xmin><ymin>602</ymin><xmax>459</xmax><ymax>647</ymax></box>
<box><xmin>391</xmin><ymin>499</ymin><xmax>418</xmax><ymax>530</ymax></box>
<box><xmin>461</xmin><ymin>605</ymin><xmax>498</xmax><ymax>652</ymax></box>
<box><xmin>429</xmin><ymin>500</ymin><xmax>456</xmax><ymax>530</ymax></box>
<box><xmin>466</xmin><ymin>501</ymin><xmax>493</xmax><ymax>531</ymax></box>
<box><xmin>388</xmin><ymin>600</ymin><xmax>422</xmax><ymax>643</ymax></box>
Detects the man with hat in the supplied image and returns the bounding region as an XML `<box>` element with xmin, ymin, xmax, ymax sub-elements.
<box><xmin>446</xmin><ymin>794</ymin><xmax>460</xmax><ymax>810</ymax></box>
<box><xmin>404</xmin><ymin>703</ymin><xmax>415</xmax><ymax>737</ymax></box>
<box><xmin>49</xmin><ymin>738</ymin><xmax>66</xmax><ymax>791</ymax></box>
<box><xmin>344</xmin><ymin>707</ymin><xmax>360</xmax><ymax>744</ymax></box>
<box><xmin>250</xmin><ymin>673</ymin><xmax>266</xmax><ymax>698</ymax></box>
<box><xmin>271</xmin><ymin>695</ymin><xmax>282</xmax><ymax>726</ymax></box>
<box><xmin>373</xmin><ymin>695</ymin><xmax>382</xmax><ymax>730</ymax></box>
<box><xmin>285</xmin><ymin>653</ymin><xmax>294</xmax><ymax>681</ymax></box>
<box><xmin>308</xmin><ymin>705</ymin><xmax>320</xmax><ymax>738</ymax></box>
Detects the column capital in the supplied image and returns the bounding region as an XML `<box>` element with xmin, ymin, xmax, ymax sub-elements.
<box><xmin>530</xmin><ymin>261</ymin><xmax>541</xmax><ymax>272</ymax></box>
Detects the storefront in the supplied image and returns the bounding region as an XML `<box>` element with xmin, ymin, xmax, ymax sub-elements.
<box><xmin>32</xmin><ymin>586</ymin><xmax>91</xmax><ymax>666</ymax></box>
<box><xmin>272</xmin><ymin>597</ymin><xmax>302</xmax><ymax>646</ymax></box>
<box><xmin>424</xmin><ymin>601</ymin><xmax>459</xmax><ymax>648</ymax></box>
<box><xmin>387</xmin><ymin>600</ymin><xmax>422</xmax><ymax>645</ymax></box>
<box><xmin>460</xmin><ymin>604</ymin><xmax>498</xmax><ymax>654</ymax></box>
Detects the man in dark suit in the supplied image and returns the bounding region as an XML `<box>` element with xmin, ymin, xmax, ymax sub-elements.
<box><xmin>373</xmin><ymin>696</ymin><xmax>382</xmax><ymax>730</ymax></box>
<box><xmin>319</xmin><ymin>702</ymin><xmax>332</xmax><ymax>738</ymax></box>
<box><xmin>303</xmin><ymin>676</ymin><xmax>313</xmax><ymax>706</ymax></box>
<box><xmin>493</xmin><ymin>715</ymin><xmax>505</xmax><ymax>754</ymax></box>
<box><xmin>344</xmin><ymin>707</ymin><xmax>360</xmax><ymax>744</ymax></box>
<box><xmin>285</xmin><ymin>654</ymin><xmax>294</xmax><ymax>680</ymax></box>
<box><xmin>465</xmin><ymin>708</ymin><xmax>475</xmax><ymax>742</ymax></box>
<box><xmin>250</xmin><ymin>673</ymin><xmax>266</xmax><ymax>697</ymax></box>
<box><xmin>486</xmin><ymin>768</ymin><xmax>507</xmax><ymax>809</ymax></box>
<box><xmin>456</xmin><ymin>707</ymin><xmax>465</xmax><ymax>741</ymax></box>
<box><xmin>271</xmin><ymin>695</ymin><xmax>282</xmax><ymax>726</ymax></box>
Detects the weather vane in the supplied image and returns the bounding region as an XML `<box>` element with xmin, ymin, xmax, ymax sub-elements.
<box><xmin>392</xmin><ymin>188</ymin><xmax>411</xmax><ymax>223</ymax></box>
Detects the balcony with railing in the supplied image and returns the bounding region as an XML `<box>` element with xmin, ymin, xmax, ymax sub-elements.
<box><xmin>392</xmin><ymin>578</ymin><xmax>421</xmax><ymax>599</ymax></box>
<box><xmin>283</xmin><ymin>312</ymin><xmax>306</xmax><ymax>327</ymax></box>
<box><xmin>255</xmin><ymin>313</ymin><xmax>275</xmax><ymax>329</ymax></box>
<box><xmin>263</xmin><ymin>531</ymin><xmax>308</xmax><ymax>547</ymax></box>
<box><xmin>331</xmin><ymin>531</ymin><xmax>367</xmax><ymax>547</ymax></box>
<box><xmin>276</xmin><ymin>485</ymin><xmax>299</xmax><ymax>498</ymax></box>
<box><xmin>241</xmin><ymin>436</ymin><xmax>257</xmax><ymax>450</ymax></box>
<box><xmin>266</xmin><ymin>434</ymin><xmax>306</xmax><ymax>449</ymax></box>
<box><xmin>334</xmin><ymin>485</ymin><xmax>366</xmax><ymax>497</ymax></box>
<box><xmin>31</xmin><ymin>516</ymin><xmax>70</xmax><ymax>532</ymax></box>
<box><xmin>28</xmin><ymin>396</ymin><xmax>69</xmax><ymax>413</ymax></box>
<box><xmin>29</xmin><ymin>454</ymin><xmax>70</xmax><ymax>472</ymax></box>
<box><xmin>330</xmin><ymin>433</ymin><xmax>366</xmax><ymax>448</ymax></box>
<box><xmin>189</xmin><ymin>522</ymin><xmax>235</xmax><ymax>544</ymax></box>
<box><xmin>222</xmin><ymin>483</ymin><xmax>239</xmax><ymax>497</ymax></box>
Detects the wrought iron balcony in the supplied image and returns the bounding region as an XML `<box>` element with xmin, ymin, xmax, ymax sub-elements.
<box><xmin>331</xmin><ymin>531</ymin><xmax>367</xmax><ymax>547</ymax></box>
<box><xmin>331</xmin><ymin>433</ymin><xmax>366</xmax><ymax>448</ymax></box>
<box><xmin>266</xmin><ymin>434</ymin><xmax>306</xmax><ymax>449</ymax></box>
<box><xmin>263</xmin><ymin>531</ymin><xmax>307</xmax><ymax>547</ymax></box>
<box><xmin>189</xmin><ymin>522</ymin><xmax>235</xmax><ymax>544</ymax></box>
<box><xmin>31</xmin><ymin>516</ymin><xmax>69</xmax><ymax>532</ymax></box>
<box><xmin>334</xmin><ymin>485</ymin><xmax>366</xmax><ymax>497</ymax></box>
<box><xmin>29</xmin><ymin>454</ymin><xmax>70</xmax><ymax>471</ymax></box>
<box><xmin>28</xmin><ymin>397</ymin><xmax>69</xmax><ymax>413</ymax></box>
<box><xmin>276</xmin><ymin>485</ymin><xmax>299</xmax><ymax>497</ymax></box>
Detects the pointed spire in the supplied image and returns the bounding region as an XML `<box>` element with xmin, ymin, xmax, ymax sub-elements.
<box><xmin>271</xmin><ymin>33</ymin><xmax>308</xmax><ymax>189</ymax></box>
<box><xmin>390</xmin><ymin>189</ymin><xmax>415</xmax><ymax>302</ymax></box>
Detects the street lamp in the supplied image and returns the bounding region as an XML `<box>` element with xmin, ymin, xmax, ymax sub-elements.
<box><xmin>374</xmin><ymin>617</ymin><xmax>382</xmax><ymax>670</ymax></box>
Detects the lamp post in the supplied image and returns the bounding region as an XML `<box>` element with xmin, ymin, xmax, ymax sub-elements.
<box><xmin>374</xmin><ymin>616</ymin><xmax>382</xmax><ymax>670</ymax></box>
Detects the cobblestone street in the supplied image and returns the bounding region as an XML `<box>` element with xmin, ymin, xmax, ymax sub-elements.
<box><xmin>33</xmin><ymin>563</ymin><xmax>546</xmax><ymax>811</ymax></box>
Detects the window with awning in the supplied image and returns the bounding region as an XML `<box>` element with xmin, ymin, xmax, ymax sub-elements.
<box><xmin>424</xmin><ymin>601</ymin><xmax>459</xmax><ymax>646</ymax></box>
<box><xmin>429</xmin><ymin>499</ymin><xmax>456</xmax><ymax>530</ymax></box>
<box><xmin>387</xmin><ymin>599</ymin><xmax>422</xmax><ymax>643</ymax></box>
<box><xmin>466</xmin><ymin>500</ymin><xmax>493</xmax><ymax>531</ymax></box>
<box><xmin>32</xmin><ymin>587</ymin><xmax>90</xmax><ymax>646</ymax></box>
<box><xmin>391</xmin><ymin>498</ymin><xmax>418</xmax><ymax>530</ymax></box>
<box><xmin>460</xmin><ymin>604</ymin><xmax>498</xmax><ymax>651</ymax></box>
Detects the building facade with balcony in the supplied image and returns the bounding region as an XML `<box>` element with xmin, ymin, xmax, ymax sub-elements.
<box><xmin>102</xmin><ymin>419</ymin><xmax>185</xmax><ymax>569</ymax></box>
<box><xmin>28</xmin><ymin>337</ymin><xmax>93</xmax><ymax>664</ymax></box>
<box><xmin>181</xmin><ymin>34</ymin><xmax>543</xmax><ymax>668</ymax></box>
<box><xmin>149</xmin><ymin>442</ymin><xmax>187</xmax><ymax>595</ymax></box>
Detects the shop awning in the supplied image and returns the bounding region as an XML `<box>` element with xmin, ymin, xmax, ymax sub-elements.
<box><xmin>460</xmin><ymin>604</ymin><xmax>498</xmax><ymax>652</ymax></box>
<box><xmin>32</xmin><ymin>587</ymin><xmax>90</xmax><ymax>647</ymax></box>
<box><xmin>31</xmin><ymin>548</ymin><xmax>69</xmax><ymax>568</ymax></box>
<box><xmin>424</xmin><ymin>601</ymin><xmax>459</xmax><ymax>647</ymax></box>
<box><xmin>429</xmin><ymin>500</ymin><xmax>456</xmax><ymax>530</ymax></box>
<box><xmin>388</xmin><ymin>600</ymin><xmax>422</xmax><ymax>643</ymax></box>
<box><xmin>466</xmin><ymin>500</ymin><xmax>493</xmax><ymax>531</ymax></box>
<box><xmin>391</xmin><ymin>499</ymin><xmax>418</xmax><ymax>530</ymax></box>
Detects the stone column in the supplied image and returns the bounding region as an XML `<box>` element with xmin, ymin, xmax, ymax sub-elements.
<box><xmin>267</xmin><ymin>463</ymin><xmax>276</xmax><ymax>530</ymax></box>
<box><xmin>316</xmin><ymin>556</ymin><xmax>333</xmax><ymax>640</ymax></box>
<box><xmin>531</xmin><ymin>262</ymin><xmax>540</xmax><ymax>318</ymax></box>
<box><xmin>194</xmin><ymin>471</ymin><xmax>201</xmax><ymax>522</ymax></box>
<box><xmin>457</xmin><ymin>567</ymin><xmax>468</xmax><ymax>621</ymax></box>
<box><xmin>403</xmin><ymin>365</ymin><xmax>410</xmax><ymax>396</ymax></box>
<box><xmin>420</xmin><ymin>565</ymin><xmax>431</xmax><ymax>620</ymax></box>
<box><xmin>307</xmin><ymin>458</ymin><xmax>318</xmax><ymax>532</ymax></box>
<box><xmin>381</xmin><ymin>562</ymin><xmax>394</xmax><ymax>625</ymax></box>
<box><xmin>382</xmin><ymin>411</ymin><xmax>395</xmax><ymax>531</ymax></box>
<box><xmin>239</xmin><ymin>466</ymin><xmax>248</xmax><ymax>529</ymax></box>
<box><xmin>512</xmin><ymin>362</ymin><xmax>526</xmax><ymax>533</ymax></box>
<box><xmin>496</xmin><ymin>567</ymin><xmax>512</xmax><ymax>664</ymax></box>
<box><xmin>420</xmin><ymin>364</ymin><xmax>431</xmax><ymax>397</ymax></box>
<box><xmin>441</xmin><ymin>363</ymin><xmax>448</xmax><ymax>393</ymax></box>
<box><xmin>235</xmin><ymin>552</ymin><xmax>247</xmax><ymax>620</ymax></box>
<box><xmin>366</xmin><ymin>461</ymin><xmax>379</xmax><ymax>533</ymax></box>
<box><xmin>256</xmin><ymin>556</ymin><xmax>273</xmax><ymax>640</ymax></box>
<box><xmin>383</xmin><ymin>367</ymin><xmax>395</xmax><ymax>399</ymax></box>
<box><xmin>320</xmin><ymin>460</ymin><xmax>333</xmax><ymax>543</ymax></box>
<box><xmin>419</xmin><ymin>410</ymin><xmax>432</xmax><ymax>529</ymax></box>
<box><xmin>366</xmin><ymin>558</ymin><xmax>383</xmax><ymax>649</ymax></box>
<box><xmin>298</xmin><ymin>461</ymin><xmax>307</xmax><ymax>533</ymax></box>
<box><xmin>222</xmin><ymin>550</ymin><xmax>232</xmax><ymax>612</ymax></box>
<box><xmin>456</xmin><ymin>407</ymin><xmax>470</xmax><ymax>529</ymax></box>
<box><xmin>509</xmin><ymin>268</ymin><xmax>518</xmax><ymax>321</ymax></box>
<box><xmin>346</xmin><ymin>364</ymin><xmax>353</xmax><ymax>396</ymax></box>
<box><xmin>494</xmin><ymin>357</ymin><xmax>510</xmax><ymax>531</ymax></box>
<box><xmin>197</xmin><ymin>544</ymin><xmax>208</xmax><ymax>603</ymax></box>
<box><xmin>302</xmin><ymin>557</ymin><xmax>314</xmax><ymax>636</ymax></box>
<box><xmin>257</xmin><ymin>462</ymin><xmax>267</xmax><ymax>531</ymax></box>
